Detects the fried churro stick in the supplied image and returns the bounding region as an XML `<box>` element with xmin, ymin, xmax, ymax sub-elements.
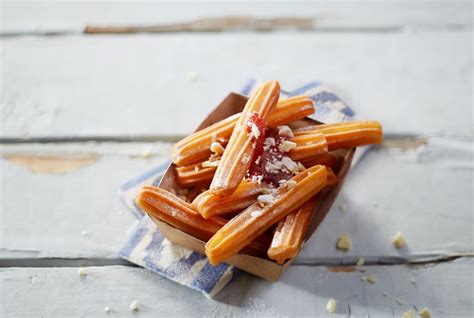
<box><xmin>289</xmin><ymin>131</ymin><xmax>328</xmax><ymax>161</ymax></box>
<box><xmin>175</xmin><ymin>160</ymin><xmax>217</xmax><ymax>187</ymax></box>
<box><xmin>295</xmin><ymin>121</ymin><xmax>383</xmax><ymax>151</ymax></box>
<box><xmin>210</xmin><ymin>81</ymin><xmax>280</xmax><ymax>196</ymax></box>
<box><xmin>267</xmin><ymin>198</ymin><xmax>318</xmax><ymax>264</ymax></box>
<box><xmin>268</xmin><ymin>168</ymin><xmax>338</xmax><ymax>264</ymax></box>
<box><xmin>193</xmin><ymin>180</ymin><xmax>262</xmax><ymax>219</ymax></box>
<box><xmin>172</xmin><ymin>94</ymin><xmax>314</xmax><ymax>166</ymax></box>
<box><xmin>136</xmin><ymin>186</ymin><xmax>270</xmax><ymax>256</ymax></box>
<box><xmin>136</xmin><ymin>186</ymin><xmax>226</xmax><ymax>241</ymax></box>
<box><xmin>300</xmin><ymin>152</ymin><xmax>342</xmax><ymax>171</ymax></box>
<box><xmin>205</xmin><ymin>165</ymin><xmax>328</xmax><ymax>265</ymax></box>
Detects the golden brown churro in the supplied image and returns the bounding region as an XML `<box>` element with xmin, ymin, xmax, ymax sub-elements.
<box><xmin>210</xmin><ymin>81</ymin><xmax>280</xmax><ymax>196</ymax></box>
<box><xmin>193</xmin><ymin>180</ymin><xmax>262</xmax><ymax>219</ymax></box>
<box><xmin>295</xmin><ymin>121</ymin><xmax>383</xmax><ymax>150</ymax></box>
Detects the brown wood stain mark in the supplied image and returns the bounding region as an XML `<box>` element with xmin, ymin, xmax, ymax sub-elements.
<box><xmin>381</xmin><ymin>136</ymin><xmax>428</xmax><ymax>150</ymax></box>
<box><xmin>84</xmin><ymin>16</ymin><xmax>313</xmax><ymax>34</ymax></box>
<box><xmin>327</xmin><ymin>266</ymin><xmax>357</xmax><ymax>273</ymax></box>
<box><xmin>3</xmin><ymin>154</ymin><xmax>99</xmax><ymax>174</ymax></box>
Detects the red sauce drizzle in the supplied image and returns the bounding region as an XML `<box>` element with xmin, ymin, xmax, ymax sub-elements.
<box><xmin>247</xmin><ymin>128</ymin><xmax>294</xmax><ymax>186</ymax></box>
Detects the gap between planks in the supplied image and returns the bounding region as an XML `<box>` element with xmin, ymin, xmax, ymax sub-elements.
<box><xmin>0</xmin><ymin>133</ymin><xmax>428</xmax><ymax>145</ymax></box>
<box><xmin>1</xmin><ymin>254</ymin><xmax>472</xmax><ymax>269</ymax></box>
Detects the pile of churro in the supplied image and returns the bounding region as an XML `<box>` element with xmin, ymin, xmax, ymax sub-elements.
<box><xmin>136</xmin><ymin>80</ymin><xmax>383</xmax><ymax>266</ymax></box>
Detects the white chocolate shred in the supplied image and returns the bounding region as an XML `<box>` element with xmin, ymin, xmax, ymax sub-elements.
<box><xmin>277</xmin><ymin>125</ymin><xmax>294</xmax><ymax>138</ymax></box>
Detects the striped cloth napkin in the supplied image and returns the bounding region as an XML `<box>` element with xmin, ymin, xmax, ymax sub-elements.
<box><xmin>118</xmin><ymin>81</ymin><xmax>355</xmax><ymax>298</ymax></box>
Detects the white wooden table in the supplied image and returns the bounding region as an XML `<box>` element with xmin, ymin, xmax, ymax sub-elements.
<box><xmin>1</xmin><ymin>1</ymin><xmax>473</xmax><ymax>317</ymax></box>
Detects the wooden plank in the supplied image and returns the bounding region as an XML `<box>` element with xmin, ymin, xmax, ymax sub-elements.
<box><xmin>1</xmin><ymin>30</ymin><xmax>471</xmax><ymax>138</ymax></box>
<box><xmin>1</xmin><ymin>1</ymin><xmax>471</xmax><ymax>34</ymax></box>
<box><xmin>1</xmin><ymin>258</ymin><xmax>473</xmax><ymax>317</ymax></box>
<box><xmin>1</xmin><ymin>137</ymin><xmax>472</xmax><ymax>262</ymax></box>
<box><xmin>0</xmin><ymin>142</ymin><xmax>171</xmax><ymax>259</ymax></box>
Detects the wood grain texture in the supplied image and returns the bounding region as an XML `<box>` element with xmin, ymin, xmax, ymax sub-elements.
<box><xmin>1</xmin><ymin>138</ymin><xmax>472</xmax><ymax>263</ymax></box>
<box><xmin>0</xmin><ymin>142</ymin><xmax>171</xmax><ymax>259</ymax></box>
<box><xmin>1</xmin><ymin>31</ymin><xmax>472</xmax><ymax>138</ymax></box>
<box><xmin>1</xmin><ymin>1</ymin><xmax>471</xmax><ymax>34</ymax></box>
<box><xmin>1</xmin><ymin>258</ymin><xmax>473</xmax><ymax>317</ymax></box>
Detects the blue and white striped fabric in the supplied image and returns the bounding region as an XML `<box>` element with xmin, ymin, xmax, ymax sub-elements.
<box><xmin>118</xmin><ymin>81</ymin><xmax>356</xmax><ymax>298</ymax></box>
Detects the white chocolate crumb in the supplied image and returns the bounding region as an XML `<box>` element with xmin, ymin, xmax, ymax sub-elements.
<box><xmin>326</xmin><ymin>298</ymin><xmax>337</xmax><ymax>313</ymax></box>
<box><xmin>265</xmin><ymin>161</ymin><xmax>281</xmax><ymax>173</ymax></box>
<box><xmin>141</xmin><ymin>148</ymin><xmax>152</xmax><ymax>158</ymax></box>
<box><xmin>383</xmin><ymin>292</ymin><xmax>388</xmax><ymax>297</ymax></box>
<box><xmin>210</xmin><ymin>142</ymin><xmax>225</xmax><ymax>155</ymax></box>
<box><xmin>242</xmin><ymin>154</ymin><xmax>251</xmax><ymax>164</ymax></box>
<box><xmin>251</xmin><ymin>175</ymin><xmax>263</xmax><ymax>185</ymax></box>
<box><xmin>129</xmin><ymin>301</ymin><xmax>139</xmax><ymax>311</ymax></box>
<box><xmin>81</xmin><ymin>231</ymin><xmax>88</xmax><ymax>237</ymax></box>
<box><xmin>78</xmin><ymin>267</ymin><xmax>87</xmax><ymax>277</ymax></box>
<box><xmin>278</xmin><ymin>141</ymin><xmax>297</xmax><ymax>153</ymax></box>
<box><xmin>395</xmin><ymin>298</ymin><xmax>403</xmax><ymax>305</ymax></box>
<box><xmin>419</xmin><ymin>307</ymin><xmax>432</xmax><ymax>318</ymax></box>
<box><xmin>366</xmin><ymin>274</ymin><xmax>376</xmax><ymax>284</ymax></box>
<box><xmin>297</xmin><ymin>161</ymin><xmax>306</xmax><ymax>172</ymax></box>
<box><xmin>186</xmin><ymin>71</ymin><xmax>198</xmax><ymax>82</ymax></box>
<box><xmin>281</xmin><ymin>157</ymin><xmax>298</xmax><ymax>173</ymax></box>
<box><xmin>202</xmin><ymin>160</ymin><xmax>220</xmax><ymax>168</ymax></box>
<box><xmin>277</xmin><ymin>125</ymin><xmax>294</xmax><ymax>138</ymax></box>
<box><xmin>258</xmin><ymin>201</ymin><xmax>265</xmax><ymax>208</ymax></box>
<box><xmin>338</xmin><ymin>203</ymin><xmax>348</xmax><ymax>212</ymax></box>
<box><xmin>263</xmin><ymin>137</ymin><xmax>276</xmax><ymax>146</ymax></box>
<box><xmin>250</xmin><ymin>123</ymin><xmax>260</xmax><ymax>139</ymax></box>
<box><xmin>104</xmin><ymin>307</ymin><xmax>110</xmax><ymax>313</ymax></box>
<box><xmin>336</xmin><ymin>234</ymin><xmax>352</xmax><ymax>251</ymax></box>
<box><xmin>257</xmin><ymin>194</ymin><xmax>274</xmax><ymax>205</ymax></box>
<box><xmin>392</xmin><ymin>232</ymin><xmax>407</xmax><ymax>249</ymax></box>
<box><xmin>255</xmin><ymin>156</ymin><xmax>261</xmax><ymax>165</ymax></box>
<box><xmin>261</xmin><ymin>188</ymin><xmax>272</xmax><ymax>195</ymax></box>
<box><xmin>402</xmin><ymin>309</ymin><xmax>416</xmax><ymax>318</ymax></box>
<box><xmin>356</xmin><ymin>257</ymin><xmax>365</xmax><ymax>266</ymax></box>
<box><xmin>286</xmin><ymin>180</ymin><xmax>297</xmax><ymax>189</ymax></box>
<box><xmin>411</xmin><ymin>277</ymin><xmax>416</xmax><ymax>285</ymax></box>
<box><xmin>251</xmin><ymin>211</ymin><xmax>262</xmax><ymax>218</ymax></box>
<box><xmin>194</xmin><ymin>166</ymin><xmax>200</xmax><ymax>173</ymax></box>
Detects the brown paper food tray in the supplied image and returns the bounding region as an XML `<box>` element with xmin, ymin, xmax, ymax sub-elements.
<box><xmin>149</xmin><ymin>93</ymin><xmax>354</xmax><ymax>282</ymax></box>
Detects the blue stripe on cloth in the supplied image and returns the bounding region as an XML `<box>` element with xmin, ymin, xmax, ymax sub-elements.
<box><xmin>240</xmin><ymin>79</ymin><xmax>256</xmax><ymax>96</ymax></box>
<box><xmin>288</xmin><ymin>81</ymin><xmax>322</xmax><ymax>96</ymax></box>
<box><xmin>118</xmin><ymin>222</ymin><xmax>149</xmax><ymax>258</ymax></box>
<box><xmin>312</xmin><ymin>91</ymin><xmax>340</xmax><ymax>103</ymax></box>
<box><xmin>181</xmin><ymin>252</ymin><xmax>207</xmax><ymax>266</ymax></box>
<box><xmin>191</xmin><ymin>262</ymin><xmax>231</xmax><ymax>293</ymax></box>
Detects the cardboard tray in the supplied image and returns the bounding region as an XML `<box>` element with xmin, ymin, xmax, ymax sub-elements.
<box><xmin>149</xmin><ymin>93</ymin><xmax>354</xmax><ymax>282</ymax></box>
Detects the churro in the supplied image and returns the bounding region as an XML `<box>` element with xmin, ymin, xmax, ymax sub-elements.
<box><xmin>289</xmin><ymin>131</ymin><xmax>328</xmax><ymax>161</ymax></box>
<box><xmin>172</xmin><ymin>95</ymin><xmax>314</xmax><ymax>166</ymax></box>
<box><xmin>210</xmin><ymin>81</ymin><xmax>280</xmax><ymax>196</ymax></box>
<box><xmin>136</xmin><ymin>186</ymin><xmax>225</xmax><ymax>241</ymax></box>
<box><xmin>193</xmin><ymin>180</ymin><xmax>262</xmax><ymax>219</ymax></box>
<box><xmin>267</xmin><ymin>198</ymin><xmax>318</xmax><ymax>264</ymax></box>
<box><xmin>300</xmin><ymin>152</ymin><xmax>342</xmax><ymax>171</ymax></box>
<box><xmin>205</xmin><ymin>165</ymin><xmax>328</xmax><ymax>265</ymax></box>
<box><xmin>268</xmin><ymin>168</ymin><xmax>338</xmax><ymax>264</ymax></box>
<box><xmin>175</xmin><ymin>160</ymin><xmax>217</xmax><ymax>187</ymax></box>
<box><xmin>295</xmin><ymin>121</ymin><xmax>383</xmax><ymax>151</ymax></box>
